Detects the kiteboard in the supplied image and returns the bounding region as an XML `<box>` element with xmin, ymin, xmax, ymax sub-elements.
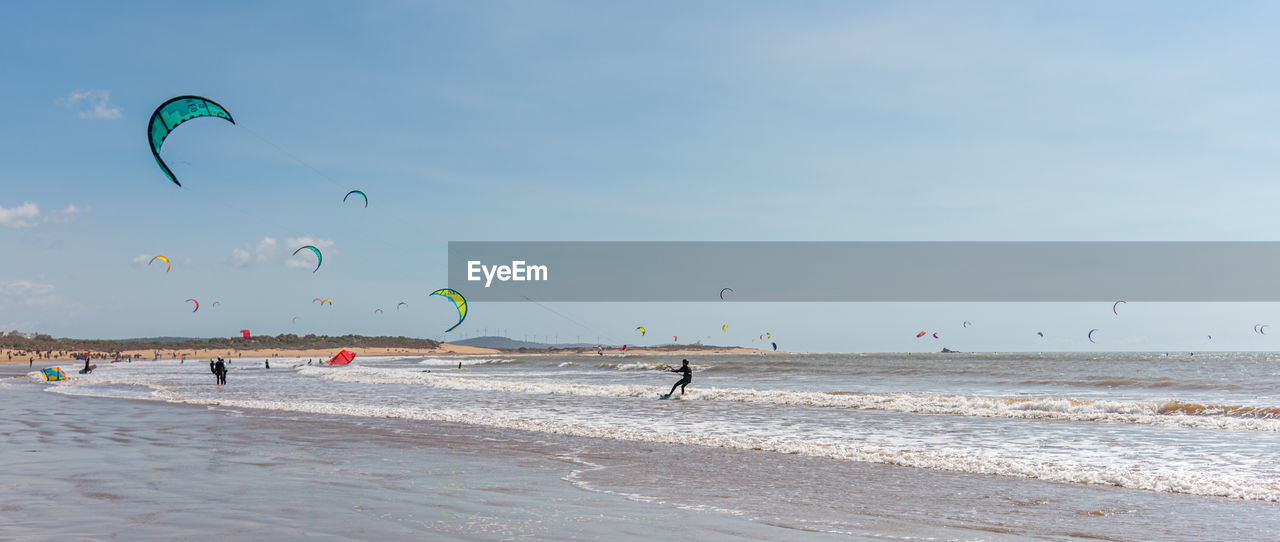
<box><xmin>658</xmin><ymin>393</ymin><xmax>681</xmax><ymax>400</ymax></box>
<box><xmin>78</xmin><ymin>364</ymin><xmax>96</xmax><ymax>374</ymax></box>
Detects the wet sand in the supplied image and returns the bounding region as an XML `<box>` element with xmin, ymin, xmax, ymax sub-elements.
<box><xmin>1</xmin><ymin>379</ymin><xmax>822</xmax><ymax>540</ymax></box>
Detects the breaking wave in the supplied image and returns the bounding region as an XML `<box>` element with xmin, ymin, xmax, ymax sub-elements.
<box><xmin>302</xmin><ymin>367</ymin><xmax>1280</xmax><ymax>432</ymax></box>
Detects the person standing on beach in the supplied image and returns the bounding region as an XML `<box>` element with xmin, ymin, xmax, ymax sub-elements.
<box><xmin>215</xmin><ymin>358</ymin><xmax>227</xmax><ymax>385</ymax></box>
<box><xmin>664</xmin><ymin>359</ymin><xmax>693</xmax><ymax>397</ymax></box>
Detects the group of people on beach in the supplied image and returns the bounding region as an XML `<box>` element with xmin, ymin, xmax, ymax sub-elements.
<box><xmin>210</xmin><ymin>357</ymin><xmax>227</xmax><ymax>385</ymax></box>
<box><xmin>197</xmin><ymin>355</ymin><xmax>694</xmax><ymax>395</ymax></box>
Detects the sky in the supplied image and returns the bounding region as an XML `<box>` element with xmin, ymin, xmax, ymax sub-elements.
<box><xmin>5</xmin><ymin>1</ymin><xmax>1280</xmax><ymax>351</ymax></box>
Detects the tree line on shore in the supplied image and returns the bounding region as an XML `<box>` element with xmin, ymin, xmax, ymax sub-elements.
<box><xmin>1</xmin><ymin>332</ymin><xmax>441</xmax><ymax>357</ymax></box>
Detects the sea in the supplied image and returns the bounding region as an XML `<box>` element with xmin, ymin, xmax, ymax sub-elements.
<box><xmin>8</xmin><ymin>351</ymin><xmax>1280</xmax><ymax>540</ymax></box>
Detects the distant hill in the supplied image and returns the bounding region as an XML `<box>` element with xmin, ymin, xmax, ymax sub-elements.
<box><xmin>122</xmin><ymin>336</ymin><xmax>204</xmax><ymax>343</ymax></box>
<box><xmin>452</xmin><ymin>336</ymin><xmax>597</xmax><ymax>350</ymax></box>
<box><xmin>453</xmin><ymin>336</ymin><xmax>740</xmax><ymax>352</ymax></box>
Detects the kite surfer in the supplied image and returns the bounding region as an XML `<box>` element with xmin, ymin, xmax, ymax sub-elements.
<box><xmin>663</xmin><ymin>359</ymin><xmax>693</xmax><ymax>398</ymax></box>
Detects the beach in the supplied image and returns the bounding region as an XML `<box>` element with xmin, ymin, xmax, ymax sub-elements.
<box><xmin>0</xmin><ymin>344</ymin><xmax>500</xmax><ymax>364</ymax></box>
<box><xmin>6</xmin><ymin>351</ymin><xmax>1280</xmax><ymax>540</ymax></box>
<box><xmin>0</xmin><ymin>345</ymin><xmax>762</xmax><ymax>365</ymax></box>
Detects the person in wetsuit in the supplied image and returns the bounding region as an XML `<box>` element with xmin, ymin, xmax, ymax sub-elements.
<box><xmin>666</xmin><ymin>359</ymin><xmax>692</xmax><ymax>396</ymax></box>
<box><xmin>214</xmin><ymin>357</ymin><xmax>227</xmax><ymax>385</ymax></box>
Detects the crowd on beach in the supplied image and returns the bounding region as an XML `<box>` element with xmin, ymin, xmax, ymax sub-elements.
<box><xmin>5</xmin><ymin>350</ymin><xmax>138</xmax><ymax>363</ymax></box>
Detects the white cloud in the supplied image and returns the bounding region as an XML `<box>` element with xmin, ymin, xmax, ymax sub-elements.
<box><xmin>229</xmin><ymin>248</ymin><xmax>252</xmax><ymax>267</ymax></box>
<box><xmin>1</xmin><ymin>202</ymin><xmax>89</xmax><ymax>228</ymax></box>
<box><xmin>228</xmin><ymin>237</ymin><xmax>279</xmax><ymax>267</ymax></box>
<box><xmin>285</xmin><ymin>237</ymin><xmax>335</xmax><ymax>270</ymax></box>
<box><xmin>0</xmin><ymin>202</ymin><xmax>40</xmax><ymax>228</ymax></box>
<box><xmin>45</xmin><ymin>203</ymin><xmax>87</xmax><ymax>224</ymax></box>
<box><xmin>57</xmin><ymin>89</ymin><xmax>123</xmax><ymax>120</ymax></box>
<box><xmin>0</xmin><ymin>280</ymin><xmax>57</xmax><ymax>311</ymax></box>
<box><xmin>0</xmin><ymin>203</ymin><xmax>39</xmax><ymax>228</ymax></box>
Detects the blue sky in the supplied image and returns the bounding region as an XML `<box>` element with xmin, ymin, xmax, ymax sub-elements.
<box><xmin>4</xmin><ymin>1</ymin><xmax>1280</xmax><ymax>351</ymax></box>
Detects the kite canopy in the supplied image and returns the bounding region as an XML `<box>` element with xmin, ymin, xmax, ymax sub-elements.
<box><xmin>430</xmin><ymin>288</ymin><xmax>468</xmax><ymax>332</ymax></box>
<box><xmin>1088</xmin><ymin>329</ymin><xmax>1099</xmax><ymax>343</ymax></box>
<box><xmin>1113</xmin><ymin>300</ymin><xmax>1126</xmax><ymax>315</ymax></box>
<box><xmin>186</xmin><ymin>298</ymin><xmax>199</xmax><ymax>312</ymax></box>
<box><xmin>343</xmin><ymin>190</ymin><xmax>368</xmax><ymax>208</ymax></box>
<box><xmin>719</xmin><ymin>287</ymin><xmax>733</xmax><ymax>300</ymax></box>
<box><xmin>636</xmin><ymin>326</ymin><xmax>646</xmax><ymax>336</ymax></box>
<box><xmin>41</xmin><ymin>367</ymin><xmax>67</xmax><ymax>381</ymax></box>
<box><xmin>397</xmin><ymin>302</ymin><xmax>408</xmax><ymax>310</ymax></box>
<box><xmin>149</xmin><ymin>255</ymin><xmax>170</xmax><ymax>272</ymax></box>
<box><xmin>722</xmin><ymin>324</ymin><xmax>728</xmax><ymax>333</ymax></box>
<box><xmin>771</xmin><ymin>342</ymin><xmax>778</xmax><ymax>351</ymax></box>
<box><xmin>147</xmin><ymin>96</ymin><xmax>234</xmax><ymax>187</ymax></box>
<box><xmin>240</xmin><ymin>329</ymin><xmax>251</xmax><ymax>341</ymax></box>
<box><xmin>293</xmin><ymin>245</ymin><xmax>323</xmax><ymax>273</ymax></box>
<box><xmin>327</xmin><ymin>349</ymin><xmax>356</xmax><ymax>366</ymax></box>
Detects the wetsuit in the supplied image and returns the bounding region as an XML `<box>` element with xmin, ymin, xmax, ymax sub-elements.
<box><xmin>215</xmin><ymin>360</ymin><xmax>227</xmax><ymax>385</ymax></box>
<box><xmin>668</xmin><ymin>364</ymin><xmax>692</xmax><ymax>396</ymax></box>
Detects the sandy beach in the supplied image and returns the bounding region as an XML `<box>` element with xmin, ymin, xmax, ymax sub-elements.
<box><xmin>0</xmin><ymin>344</ymin><xmax>500</xmax><ymax>365</ymax></box>
<box><xmin>0</xmin><ymin>345</ymin><xmax>765</xmax><ymax>365</ymax></box>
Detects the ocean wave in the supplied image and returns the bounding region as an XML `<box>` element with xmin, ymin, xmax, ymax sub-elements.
<box><xmin>301</xmin><ymin>367</ymin><xmax>1280</xmax><ymax>432</ymax></box>
<box><xmin>139</xmin><ymin>395</ymin><xmax>1280</xmax><ymax>503</ymax></box>
<box><xmin>1016</xmin><ymin>378</ymin><xmax>1243</xmax><ymax>391</ymax></box>
<box><xmin>596</xmin><ymin>362</ymin><xmax>668</xmax><ymax>371</ymax></box>
<box><xmin>416</xmin><ymin>357</ymin><xmax>519</xmax><ymax>366</ymax></box>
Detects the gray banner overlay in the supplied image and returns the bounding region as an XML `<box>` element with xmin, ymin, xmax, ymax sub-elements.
<box><xmin>447</xmin><ymin>242</ymin><xmax>1280</xmax><ymax>302</ymax></box>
